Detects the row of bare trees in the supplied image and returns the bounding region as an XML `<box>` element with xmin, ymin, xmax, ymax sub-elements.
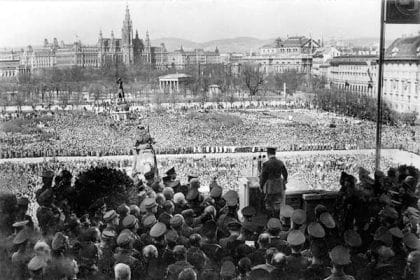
<box><xmin>0</xmin><ymin>63</ymin><xmax>316</xmax><ymax>108</ymax></box>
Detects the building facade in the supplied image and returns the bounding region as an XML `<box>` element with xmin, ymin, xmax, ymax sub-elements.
<box><xmin>166</xmin><ymin>47</ymin><xmax>220</xmax><ymax>70</ymax></box>
<box><xmin>236</xmin><ymin>36</ymin><xmax>320</xmax><ymax>74</ymax></box>
<box><xmin>17</xmin><ymin>6</ymin><xmax>163</xmax><ymax>71</ymax></box>
<box><xmin>383</xmin><ymin>35</ymin><xmax>420</xmax><ymax>114</ymax></box>
<box><xmin>328</xmin><ymin>55</ymin><xmax>378</xmax><ymax>97</ymax></box>
<box><xmin>325</xmin><ymin>35</ymin><xmax>420</xmax><ymax>114</ymax></box>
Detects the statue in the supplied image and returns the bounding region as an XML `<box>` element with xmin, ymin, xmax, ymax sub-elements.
<box><xmin>116</xmin><ymin>77</ymin><xmax>125</xmax><ymax>101</ymax></box>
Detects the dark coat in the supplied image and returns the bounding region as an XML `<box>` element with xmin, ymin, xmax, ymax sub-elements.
<box><xmin>259</xmin><ymin>157</ymin><xmax>288</xmax><ymax>194</ymax></box>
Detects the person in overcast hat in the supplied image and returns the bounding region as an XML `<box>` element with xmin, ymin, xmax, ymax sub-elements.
<box><xmin>285</xmin><ymin>229</ymin><xmax>310</xmax><ymax>278</ymax></box>
<box><xmin>325</xmin><ymin>245</ymin><xmax>354</xmax><ymax>280</ymax></box>
<box><xmin>259</xmin><ymin>146</ymin><xmax>288</xmax><ymax>218</ymax></box>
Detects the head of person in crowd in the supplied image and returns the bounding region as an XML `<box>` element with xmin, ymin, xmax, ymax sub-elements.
<box><xmin>122</xmin><ymin>214</ymin><xmax>139</xmax><ymax>233</ymax></box>
<box><xmin>328</xmin><ymin>245</ymin><xmax>352</xmax><ymax>276</ymax></box>
<box><xmin>174</xmin><ymin>193</ymin><xmax>187</xmax><ymax>206</ymax></box>
<box><xmin>264</xmin><ymin>247</ymin><xmax>278</xmax><ymax>265</ymax></box>
<box><xmin>287</xmin><ymin>230</ymin><xmax>306</xmax><ymax>253</ymax></box>
<box><xmin>173</xmin><ymin>245</ymin><xmax>188</xmax><ymax>262</ymax></box>
<box><xmin>143</xmin><ymin>244</ymin><xmax>158</xmax><ymax>259</ymax></box>
<box><xmin>51</xmin><ymin>231</ymin><xmax>70</xmax><ymax>256</ymax></box>
<box><xmin>220</xmin><ymin>260</ymin><xmax>236</xmax><ymax>280</ymax></box>
<box><xmin>114</xmin><ymin>263</ymin><xmax>131</xmax><ymax>280</ymax></box>
<box><xmin>266</xmin><ymin>147</ymin><xmax>276</xmax><ymax>158</ymax></box>
<box><xmin>267</xmin><ymin>218</ymin><xmax>282</xmax><ymax>236</ymax></box>
<box><xmin>280</xmin><ymin>204</ymin><xmax>294</xmax><ymax>228</ymax></box>
<box><xmin>189</xmin><ymin>233</ymin><xmax>202</xmax><ymax>248</ymax></box>
<box><xmin>144</xmin><ymin>197</ymin><xmax>158</xmax><ymax>214</ymax></box>
<box><xmin>163</xmin><ymin>200</ymin><xmax>175</xmax><ymax>215</ymax></box>
<box><xmin>117</xmin><ymin>204</ymin><xmax>130</xmax><ymax>219</ymax></box>
<box><xmin>166</xmin><ymin>167</ymin><xmax>177</xmax><ymax>181</ymax></box>
<box><xmin>178</xmin><ymin>267</ymin><xmax>197</xmax><ymax>280</ymax></box>
<box><xmin>258</xmin><ymin>233</ymin><xmax>271</xmax><ymax>249</ymax></box>
<box><xmin>291</xmin><ymin>209</ymin><xmax>306</xmax><ymax>229</ymax></box>
<box><xmin>163</xmin><ymin>187</ymin><xmax>175</xmax><ymax>201</ymax></box>
<box><xmin>238</xmin><ymin>257</ymin><xmax>252</xmax><ymax>276</ymax></box>
<box><xmin>104</xmin><ymin>210</ymin><xmax>120</xmax><ymax>227</ymax></box>
<box><xmin>156</xmin><ymin>193</ymin><xmax>166</xmax><ymax>207</ymax></box>
<box><xmin>405</xmin><ymin>250</ymin><xmax>420</xmax><ymax>279</ymax></box>
<box><xmin>170</xmin><ymin>214</ymin><xmax>185</xmax><ymax>232</ymax></box>
<box><xmin>272</xmin><ymin>252</ymin><xmax>286</xmax><ymax>270</ymax></box>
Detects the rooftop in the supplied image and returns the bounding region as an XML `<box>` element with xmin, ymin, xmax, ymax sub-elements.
<box><xmin>159</xmin><ymin>73</ymin><xmax>192</xmax><ymax>80</ymax></box>
<box><xmin>385</xmin><ymin>35</ymin><xmax>420</xmax><ymax>61</ymax></box>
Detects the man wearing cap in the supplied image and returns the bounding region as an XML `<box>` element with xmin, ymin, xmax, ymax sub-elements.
<box><xmin>209</xmin><ymin>182</ymin><xmax>225</xmax><ymax>213</ymax></box>
<box><xmin>220</xmin><ymin>260</ymin><xmax>237</xmax><ymax>280</ymax></box>
<box><xmin>163</xmin><ymin>167</ymin><xmax>181</xmax><ymax>191</ymax></box>
<box><xmin>173</xmin><ymin>193</ymin><xmax>189</xmax><ymax>214</ymax></box>
<box><xmin>303</xmin><ymin>241</ymin><xmax>330</xmax><ymax>280</ymax></box>
<box><xmin>141</xmin><ymin>197</ymin><xmax>158</xmax><ymax>223</ymax></box>
<box><xmin>285</xmin><ymin>230</ymin><xmax>310</xmax><ymax>278</ymax></box>
<box><xmin>403</xmin><ymin>251</ymin><xmax>420</xmax><ymax>280</ymax></box>
<box><xmin>219</xmin><ymin>220</ymin><xmax>242</xmax><ymax>250</ymax></box>
<box><xmin>259</xmin><ymin>147</ymin><xmax>288</xmax><ymax>218</ymax></box>
<box><xmin>186</xmin><ymin>178</ymin><xmax>204</xmax><ymax>215</ymax></box>
<box><xmin>169</xmin><ymin>214</ymin><xmax>190</xmax><ymax>247</ymax></box>
<box><xmin>165</xmin><ymin>245</ymin><xmax>194</xmax><ymax>280</ymax></box>
<box><xmin>120</xmin><ymin>214</ymin><xmax>142</xmax><ymax>252</ymax></box>
<box><xmin>11</xmin><ymin>228</ymin><xmax>32</xmax><ymax>280</ymax></box>
<box><xmin>44</xmin><ymin>232</ymin><xmax>79</xmax><ymax>280</ymax></box>
<box><xmin>249</xmin><ymin>233</ymin><xmax>271</xmax><ymax>265</ymax></box>
<box><xmin>103</xmin><ymin>210</ymin><xmax>119</xmax><ymax>239</ymax></box>
<box><xmin>266</xmin><ymin>218</ymin><xmax>291</xmax><ymax>255</ymax></box>
<box><xmin>114</xmin><ymin>231</ymin><xmax>144</xmax><ymax>280</ymax></box>
<box><xmin>159</xmin><ymin>200</ymin><xmax>175</xmax><ymax>227</ymax></box>
<box><xmin>324</xmin><ymin>245</ymin><xmax>355</xmax><ymax>280</ymax></box>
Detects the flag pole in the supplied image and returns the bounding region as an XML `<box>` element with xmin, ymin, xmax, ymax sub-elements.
<box><xmin>375</xmin><ymin>0</ymin><xmax>386</xmax><ymax>171</ymax></box>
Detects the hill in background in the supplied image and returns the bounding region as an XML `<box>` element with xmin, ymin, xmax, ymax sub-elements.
<box><xmin>151</xmin><ymin>36</ymin><xmax>397</xmax><ymax>53</ymax></box>
<box><xmin>151</xmin><ymin>36</ymin><xmax>274</xmax><ymax>53</ymax></box>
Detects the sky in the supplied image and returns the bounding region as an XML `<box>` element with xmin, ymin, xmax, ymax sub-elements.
<box><xmin>0</xmin><ymin>0</ymin><xmax>418</xmax><ymax>48</ymax></box>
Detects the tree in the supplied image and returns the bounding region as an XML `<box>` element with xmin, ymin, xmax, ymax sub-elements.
<box><xmin>274</xmin><ymin>70</ymin><xmax>305</xmax><ymax>95</ymax></box>
<box><xmin>241</xmin><ymin>64</ymin><xmax>265</xmax><ymax>96</ymax></box>
<box><xmin>69</xmin><ymin>167</ymin><xmax>135</xmax><ymax>216</ymax></box>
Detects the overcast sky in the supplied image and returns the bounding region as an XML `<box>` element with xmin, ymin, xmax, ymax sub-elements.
<box><xmin>0</xmin><ymin>0</ymin><xmax>418</xmax><ymax>48</ymax></box>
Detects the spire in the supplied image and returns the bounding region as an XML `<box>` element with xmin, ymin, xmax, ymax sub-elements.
<box><xmin>111</xmin><ymin>30</ymin><xmax>114</xmax><ymax>39</ymax></box>
<box><xmin>145</xmin><ymin>31</ymin><xmax>151</xmax><ymax>48</ymax></box>
<box><xmin>99</xmin><ymin>29</ymin><xmax>103</xmax><ymax>38</ymax></box>
<box><xmin>135</xmin><ymin>29</ymin><xmax>139</xmax><ymax>39</ymax></box>
<box><xmin>180</xmin><ymin>45</ymin><xmax>184</xmax><ymax>52</ymax></box>
<box><xmin>125</xmin><ymin>4</ymin><xmax>130</xmax><ymax>21</ymax></box>
<box><xmin>215</xmin><ymin>46</ymin><xmax>219</xmax><ymax>53</ymax></box>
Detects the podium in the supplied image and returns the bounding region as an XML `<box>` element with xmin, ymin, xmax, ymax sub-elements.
<box><xmin>238</xmin><ymin>177</ymin><xmax>339</xmax><ymax>222</ymax></box>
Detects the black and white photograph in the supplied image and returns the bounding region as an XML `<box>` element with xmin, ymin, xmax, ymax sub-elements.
<box><xmin>0</xmin><ymin>0</ymin><xmax>419</xmax><ymax>279</ymax></box>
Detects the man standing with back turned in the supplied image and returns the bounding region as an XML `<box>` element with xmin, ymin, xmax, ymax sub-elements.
<box><xmin>259</xmin><ymin>147</ymin><xmax>288</xmax><ymax>218</ymax></box>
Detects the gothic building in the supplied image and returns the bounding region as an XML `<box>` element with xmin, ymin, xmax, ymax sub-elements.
<box><xmin>97</xmin><ymin>5</ymin><xmax>143</xmax><ymax>66</ymax></box>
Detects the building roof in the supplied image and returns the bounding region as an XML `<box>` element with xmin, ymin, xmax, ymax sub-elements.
<box><xmin>0</xmin><ymin>59</ymin><xmax>20</xmax><ymax>68</ymax></box>
<box><xmin>261</xmin><ymin>42</ymin><xmax>278</xmax><ymax>49</ymax></box>
<box><xmin>159</xmin><ymin>73</ymin><xmax>192</xmax><ymax>80</ymax></box>
<box><xmin>329</xmin><ymin>55</ymin><xmax>378</xmax><ymax>66</ymax></box>
<box><xmin>385</xmin><ymin>35</ymin><xmax>420</xmax><ymax>61</ymax></box>
<box><xmin>260</xmin><ymin>36</ymin><xmax>320</xmax><ymax>50</ymax></box>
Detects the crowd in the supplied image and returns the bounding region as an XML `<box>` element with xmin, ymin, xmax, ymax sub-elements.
<box><xmin>1</xmin><ymin>108</ymin><xmax>419</xmax><ymax>159</ymax></box>
<box><xmin>0</xmin><ymin>152</ymin><xmax>396</xmax><ymax>196</ymax></box>
<box><xmin>0</xmin><ymin>159</ymin><xmax>419</xmax><ymax>280</ymax></box>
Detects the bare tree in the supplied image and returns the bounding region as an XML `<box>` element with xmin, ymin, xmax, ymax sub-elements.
<box><xmin>242</xmin><ymin>64</ymin><xmax>265</xmax><ymax>96</ymax></box>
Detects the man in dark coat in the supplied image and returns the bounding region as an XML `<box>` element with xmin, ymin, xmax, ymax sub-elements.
<box><xmin>259</xmin><ymin>147</ymin><xmax>288</xmax><ymax>218</ymax></box>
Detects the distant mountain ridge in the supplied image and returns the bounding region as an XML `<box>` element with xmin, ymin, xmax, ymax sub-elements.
<box><xmin>151</xmin><ymin>36</ymin><xmax>399</xmax><ymax>53</ymax></box>
<box><xmin>151</xmin><ymin>37</ymin><xmax>274</xmax><ymax>53</ymax></box>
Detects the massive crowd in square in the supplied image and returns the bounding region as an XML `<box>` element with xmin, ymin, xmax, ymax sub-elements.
<box><xmin>0</xmin><ymin>103</ymin><xmax>419</xmax><ymax>280</ymax></box>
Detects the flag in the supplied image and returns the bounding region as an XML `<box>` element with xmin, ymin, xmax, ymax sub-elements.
<box><xmin>385</xmin><ymin>0</ymin><xmax>420</xmax><ymax>24</ymax></box>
